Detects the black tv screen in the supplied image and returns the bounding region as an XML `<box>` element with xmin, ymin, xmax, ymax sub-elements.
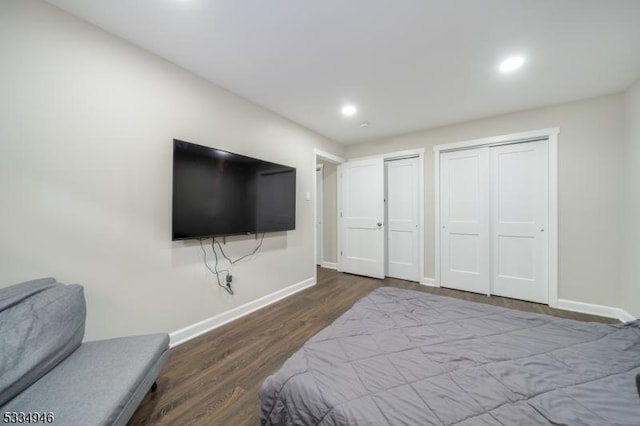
<box><xmin>172</xmin><ymin>139</ymin><xmax>296</xmax><ymax>240</ymax></box>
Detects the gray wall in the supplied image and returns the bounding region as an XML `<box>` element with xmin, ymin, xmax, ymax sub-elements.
<box><xmin>621</xmin><ymin>79</ymin><xmax>640</xmax><ymax>317</ymax></box>
<box><xmin>347</xmin><ymin>94</ymin><xmax>626</xmax><ymax>309</ymax></box>
<box><xmin>0</xmin><ymin>0</ymin><xmax>344</xmax><ymax>340</ymax></box>
<box><xmin>1</xmin><ymin>0</ymin><xmax>637</xmax><ymax>338</ymax></box>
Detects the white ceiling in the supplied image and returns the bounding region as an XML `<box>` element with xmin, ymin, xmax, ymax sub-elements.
<box><xmin>44</xmin><ymin>0</ymin><xmax>640</xmax><ymax>144</ymax></box>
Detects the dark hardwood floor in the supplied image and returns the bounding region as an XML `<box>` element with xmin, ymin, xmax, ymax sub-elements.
<box><xmin>128</xmin><ymin>267</ymin><xmax>618</xmax><ymax>425</ymax></box>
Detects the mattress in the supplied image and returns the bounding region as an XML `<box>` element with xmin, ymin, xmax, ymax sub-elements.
<box><xmin>259</xmin><ymin>287</ymin><xmax>640</xmax><ymax>425</ymax></box>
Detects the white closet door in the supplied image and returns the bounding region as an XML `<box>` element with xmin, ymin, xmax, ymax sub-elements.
<box><xmin>440</xmin><ymin>148</ymin><xmax>490</xmax><ymax>294</ymax></box>
<box><xmin>386</xmin><ymin>157</ymin><xmax>419</xmax><ymax>282</ymax></box>
<box><xmin>341</xmin><ymin>157</ymin><xmax>385</xmax><ymax>279</ymax></box>
<box><xmin>491</xmin><ymin>141</ymin><xmax>548</xmax><ymax>303</ymax></box>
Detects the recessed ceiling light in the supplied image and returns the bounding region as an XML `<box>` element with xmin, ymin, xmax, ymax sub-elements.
<box><xmin>499</xmin><ymin>56</ymin><xmax>525</xmax><ymax>73</ymax></box>
<box><xmin>360</xmin><ymin>122</ymin><xmax>369</xmax><ymax>128</ymax></box>
<box><xmin>341</xmin><ymin>104</ymin><xmax>357</xmax><ymax>117</ymax></box>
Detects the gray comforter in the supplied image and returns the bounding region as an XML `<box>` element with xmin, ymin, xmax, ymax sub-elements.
<box><xmin>260</xmin><ymin>287</ymin><xmax>640</xmax><ymax>425</ymax></box>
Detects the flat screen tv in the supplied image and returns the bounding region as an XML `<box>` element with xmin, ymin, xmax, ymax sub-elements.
<box><xmin>172</xmin><ymin>139</ymin><xmax>296</xmax><ymax>240</ymax></box>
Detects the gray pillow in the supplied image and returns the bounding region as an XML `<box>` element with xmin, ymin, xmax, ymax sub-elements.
<box><xmin>0</xmin><ymin>281</ymin><xmax>86</xmax><ymax>406</ymax></box>
<box><xmin>0</xmin><ymin>277</ymin><xmax>57</xmax><ymax>311</ymax></box>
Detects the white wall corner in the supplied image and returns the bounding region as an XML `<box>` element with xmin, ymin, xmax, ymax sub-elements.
<box><xmin>557</xmin><ymin>298</ymin><xmax>637</xmax><ymax>323</ymax></box>
<box><xmin>421</xmin><ymin>277</ymin><xmax>439</xmax><ymax>287</ymax></box>
<box><xmin>169</xmin><ymin>276</ymin><xmax>316</xmax><ymax>347</ymax></box>
<box><xmin>320</xmin><ymin>261</ymin><xmax>337</xmax><ymax>270</ymax></box>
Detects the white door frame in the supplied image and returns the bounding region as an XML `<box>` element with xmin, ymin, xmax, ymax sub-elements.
<box><xmin>338</xmin><ymin>148</ymin><xmax>425</xmax><ymax>284</ymax></box>
<box><xmin>315</xmin><ymin>164</ymin><xmax>324</xmax><ymax>266</ymax></box>
<box><xmin>433</xmin><ymin>127</ymin><xmax>559</xmax><ymax>307</ymax></box>
<box><xmin>313</xmin><ymin>149</ymin><xmax>345</xmax><ymax>283</ymax></box>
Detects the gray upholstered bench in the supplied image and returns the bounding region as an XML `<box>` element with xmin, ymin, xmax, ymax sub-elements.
<box><xmin>0</xmin><ymin>278</ymin><xmax>169</xmax><ymax>426</ymax></box>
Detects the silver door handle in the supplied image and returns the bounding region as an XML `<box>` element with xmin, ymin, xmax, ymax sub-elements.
<box><xmin>377</xmin><ymin>222</ymin><xmax>383</xmax><ymax>227</ymax></box>
<box><xmin>540</xmin><ymin>228</ymin><xmax>545</xmax><ymax>232</ymax></box>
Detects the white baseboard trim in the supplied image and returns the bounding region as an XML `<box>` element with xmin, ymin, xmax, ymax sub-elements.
<box><xmin>421</xmin><ymin>277</ymin><xmax>438</xmax><ymax>287</ymax></box>
<box><xmin>320</xmin><ymin>261</ymin><xmax>337</xmax><ymax>270</ymax></box>
<box><xmin>557</xmin><ymin>298</ymin><xmax>636</xmax><ymax>323</ymax></box>
<box><xmin>169</xmin><ymin>276</ymin><xmax>316</xmax><ymax>347</ymax></box>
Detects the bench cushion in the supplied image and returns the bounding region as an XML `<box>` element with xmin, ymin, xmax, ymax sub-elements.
<box><xmin>2</xmin><ymin>333</ymin><xmax>170</xmax><ymax>426</ymax></box>
<box><xmin>0</xmin><ymin>279</ymin><xmax>85</xmax><ymax>406</ymax></box>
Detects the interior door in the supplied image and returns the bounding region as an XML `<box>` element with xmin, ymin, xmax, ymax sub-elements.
<box><xmin>440</xmin><ymin>148</ymin><xmax>490</xmax><ymax>294</ymax></box>
<box><xmin>386</xmin><ymin>157</ymin><xmax>419</xmax><ymax>281</ymax></box>
<box><xmin>491</xmin><ymin>140</ymin><xmax>548</xmax><ymax>303</ymax></box>
<box><xmin>341</xmin><ymin>157</ymin><xmax>385</xmax><ymax>279</ymax></box>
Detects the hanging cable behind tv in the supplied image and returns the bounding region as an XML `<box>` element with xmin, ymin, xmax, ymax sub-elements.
<box><xmin>199</xmin><ymin>233</ymin><xmax>266</xmax><ymax>295</ymax></box>
<box><xmin>214</xmin><ymin>233</ymin><xmax>265</xmax><ymax>265</ymax></box>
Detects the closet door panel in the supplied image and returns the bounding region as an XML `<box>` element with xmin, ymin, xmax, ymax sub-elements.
<box><xmin>491</xmin><ymin>141</ymin><xmax>548</xmax><ymax>303</ymax></box>
<box><xmin>341</xmin><ymin>157</ymin><xmax>385</xmax><ymax>279</ymax></box>
<box><xmin>440</xmin><ymin>148</ymin><xmax>490</xmax><ymax>294</ymax></box>
<box><xmin>386</xmin><ymin>157</ymin><xmax>419</xmax><ymax>282</ymax></box>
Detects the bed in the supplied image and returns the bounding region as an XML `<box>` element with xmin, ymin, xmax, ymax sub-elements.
<box><xmin>259</xmin><ymin>287</ymin><xmax>640</xmax><ymax>425</ymax></box>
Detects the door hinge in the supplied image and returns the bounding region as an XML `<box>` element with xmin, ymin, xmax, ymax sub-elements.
<box><xmin>340</xmin><ymin>251</ymin><xmax>343</xmax><ymax>256</ymax></box>
<box><xmin>340</xmin><ymin>211</ymin><xmax>343</xmax><ymax>217</ymax></box>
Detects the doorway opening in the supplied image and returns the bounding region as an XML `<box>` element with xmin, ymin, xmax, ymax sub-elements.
<box><xmin>314</xmin><ymin>149</ymin><xmax>344</xmax><ymax>282</ymax></box>
<box><xmin>316</xmin><ymin>164</ymin><xmax>323</xmax><ymax>266</ymax></box>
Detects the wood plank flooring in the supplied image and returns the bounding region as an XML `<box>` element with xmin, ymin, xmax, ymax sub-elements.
<box><xmin>128</xmin><ymin>267</ymin><xmax>618</xmax><ymax>426</ymax></box>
